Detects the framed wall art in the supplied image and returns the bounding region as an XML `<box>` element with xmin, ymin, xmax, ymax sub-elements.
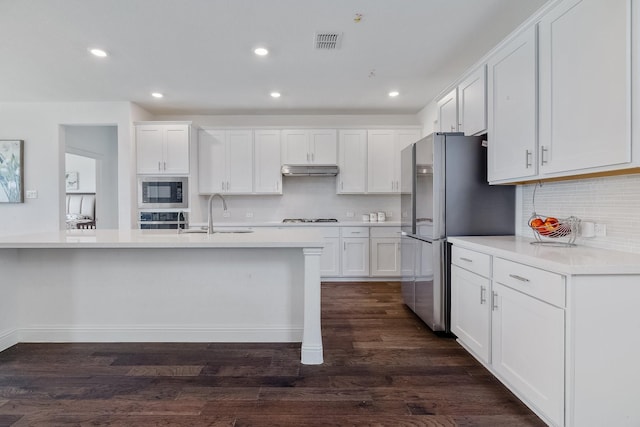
<box><xmin>0</xmin><ymin>140</ymin><xmax>24</xmax><ymax>203</ymax></box>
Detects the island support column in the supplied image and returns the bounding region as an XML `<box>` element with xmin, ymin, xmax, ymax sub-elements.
<box><xmin>301</xmin><ymin>247</ymin><xmax>323</xmax><ymax>364</ymax></box>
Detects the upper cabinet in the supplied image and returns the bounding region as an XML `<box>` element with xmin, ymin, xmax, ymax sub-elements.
<box><xmin>136</xmin><ymin>124</ymin><xmax>190</xmax><ymax>175</ymax></box>
<box><xmin>337</xmin><ymin>129</ymin><xmax>367</xmax><ymax>194</ymax></box>
<box><xmin>254</xmin><ymin>130</ymin><xmax>282</xmax><ymax>194</ymax></box>
<box><xmin>487</xmin><ymin>26</ymin><xmax>538</xmax><ymax>183</ymax></box>
<box><xmin>281</xmin><ymin>129</ymin><xmax>337</xmax><ymax>165</ymax></box>
<box><xmin>198</xmin><ymin>129</ymin><xmax>253</xmax><ymax>194</ymax></box>
<box><xmin>367</xmin><ymin>129</ymin><xmax>420</xmax><ymax>194</ymax></box>
<box><xmin>458</xmin><ymin>65</ymin><xmax>487</xmax><ymax>136</ymax></box>
<box><xmin>437</xmin><ymin>88</ymin><xmax>459</xmax><ymax>133</ymax></box>
<box><xmin>538</xmin><ymin>0</ymin><xmax>630</xmax><ymax>175</ymax></box>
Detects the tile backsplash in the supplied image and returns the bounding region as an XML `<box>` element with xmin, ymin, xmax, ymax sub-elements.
<box><xmin>518</xmin><ymin>174</ymin><xmax>640</xmax><ymax>254</ymax></box>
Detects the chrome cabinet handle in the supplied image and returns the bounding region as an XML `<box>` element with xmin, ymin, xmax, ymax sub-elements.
<box><xmin>509</xmin><ymin>274</ymin><xmax>530</xmax><ymax>282</ymax></box>
<box><xmin>541</xmin><ymin>146</ymin><xmax>549</xmax><ymax>165</ymax></box>
<box><xmin>526</xmin><ymin>150</ymin><xmax>532</xmax><ymax>168</ymax></box>
<box><xmin>480</xmin><ymin>286</ymin><xmax>487</xmax><ymax>304</ymax></box>
<box><xmin>158</xmin><ymin>161</ymin><xmax>162</xmax><ymax>171</ymax></box>
<box><xmin>163</xmin><ymin>161</ymin><xmax>167</xmax><ymax>171</ymax></box>
<box><xmin>492</xmin><ymin>291</ymin><xmax>499</xmax><ymax>311</ymax></box>
<box><xmin>460</xmin><ymin>257</ymin><xmax>473</xmax><ymax>263</ymax></box>
<box><xmin>221</xmin><ymin>181</ymin><xmax>225</xmax><ymax>191</ymax></box>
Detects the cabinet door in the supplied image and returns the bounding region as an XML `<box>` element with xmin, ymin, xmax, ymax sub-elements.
<box><xmin>370</xmin><ymin>237</ymin><xmax>400</xmax><ymax>277</ymax></box>
<box><xmin>487</xmin><ymin>26</ymin><xmax>537</xmax><ymax>183</ymax></box>
<box><xmin>458</xmin><ymin>66</ymin><xmax>487</xmax><ymax>136</ymax></box>
<box><xmin>394</xmin><ymin>130</ymin><xmax>420</xmax><ymax>190</ymax></box>
<box><xmin>254</xmin><ymin>130</ymin><xmax>282</xmax><ymax>194</ymax></box>
<box><xmin>491</xmin><ymin>282</ymin><xmax>564</xmax><ymax>427</ymax></box>
<box><xmin>538</xmin><ymin>0</ymin><xmax>630</xmax><ymax>174</ymax></box>
<box><xmin>198</xmin><ymin>130</ymin><xmax>227</xmax><ymax>194</ymax></box>
<box><xmin>226</xmin><ymin>130</ymin><xmax>253</xmax><ymax>194</ymax></box>
<box><xmin>437</xmin><ymin>88</ymin><xmax>458</xmax><ymax>132</ymax></box>
<box><xmin>450</xmin><ymin>265</ymin><xmax>490</xmax><ymax>363</ymax></box>
<box><xmin>281</xmin><ymin>130</ymin><xmax>309</xmax><ymax>164</ymax></box>
<box><xmin>320</xmin><ymin>237</ymin><xmax>340</xmax><ymax>277</ymax></box>
<box><xmin>337</xmin><ymin>130</ymin><xmax>367</xmax><ymax>193</ymax></box>
<box><xmin>163</xmin><ymin>126</ymin><xmax>190</xmax><ymax>174</ymax></box>
<box><xmin>136</xmin><ymin>126</ymin><xmax>164</xmax><ymax>174</ymax></box>
<box><xmin>341</xmin><ymin>237</ymin><xmax>370</xmax><ymax>277</ymax></box>
<box><xmin>367</xmin><ymin>130</ymin><xmax>396</xmax><ymax>193</ymax></box>
<box><xmin>309</xmin><ymin>129</ymin><xmax>337</xmax><ymax>164</ymax></box>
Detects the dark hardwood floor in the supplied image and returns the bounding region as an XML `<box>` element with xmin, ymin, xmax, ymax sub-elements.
<box><xmin>0</xmin><ymin>282</ymin><xmax>545</xmax><ymax>426</ymax></box>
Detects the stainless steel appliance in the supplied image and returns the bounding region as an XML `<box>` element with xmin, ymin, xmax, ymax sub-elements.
<box><xmin>138</xmin><ymin>176</ymin><xmax>188</xmax><ymax>209</ymax></box>
<box><xmin>282</xmin><ymin>218</ymin><xmax>338</xmax><ymax>223</ymax></box>
<box><xmin>401</xmin><ymin>132</ymin><xmax>515</xmax><ymax>332</ymax></box>
<box><xmin>139</xmin><ymin>211</ymin><xmax>188</xmax><ymax>229</ymax></box>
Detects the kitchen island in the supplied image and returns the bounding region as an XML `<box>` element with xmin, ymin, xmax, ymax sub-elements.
<box><xmin>0</xmin><ymin>229</ymin><xmax>325</xmax><ymax>364</ymax></box>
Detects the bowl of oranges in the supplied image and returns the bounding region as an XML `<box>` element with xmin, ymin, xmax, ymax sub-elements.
<box><xmin>528</xmin><ymin>214</ymin><xmax>580</xmax><ymax>245</ymax></box>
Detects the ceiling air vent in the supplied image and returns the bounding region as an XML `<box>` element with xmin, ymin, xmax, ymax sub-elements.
<box><xmin>314</xmin><ymin>32</ymin><xmax>343</xmax><ymax>50</ymax></box>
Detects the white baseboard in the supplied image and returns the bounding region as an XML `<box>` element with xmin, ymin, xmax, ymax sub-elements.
<box><xmin>16</xmin><ymin>326</ymin><xmax>303</xmax><ymax>343</ymax></box>
<box><xmin>0</xmin><ymin>329</ymin><xmax>20</xmax><ymax>352</ymax></box>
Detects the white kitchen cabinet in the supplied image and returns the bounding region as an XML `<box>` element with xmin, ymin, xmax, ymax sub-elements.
<box><xmin>337</xmin><ymin>129</ymin><xmax>367</xmax><ymax>194</ymax></box>
<box><xmin>437</xmin><ymin>88</ymin><xmax>458</xmax><ymax>133</ymax></box>
<box><xmin>254</xmin><ymin>130</ymin><xmax>282</xmax><ymax>194</ymax></box>
<box><xmin>370</xmin><ymin>227</ymin><xmax>401</xmax><ymax>277</ymax></box>
<box><xmin>491</xmin><ymin>279</ymin><xmax>564</xmax><ymax>427</ymax></box>
<box><xmin>487</xmin><ymin>25</ymin><xmax>538</xmax><ymax>183</ymax></box>
<box><xmin>367</xmin><ymin>129</ymin><xmax>420</xmax><ymax>193</ymax></box>
<box><xmin>341</xmin><ymin>227</ymin><xmax>369</xmax><ymax>277</ymax></box>
<box><xmin>312</xmin><ymin>227</ymin><xmax>340</xmax><ymax>277</ymax></box>
<box><xmin>136</xmin><ymin>124</ymin><xmax>190</xmax><ymax>175</ymax></box>
<box><xmin>538</xmin><ymin>0</ymin><xmax>630</xmax><ymax>175</ymax></box>
<box><xmin>458</xmin><ymin>65</ymin><xmax>487</xmax><ymax>136</ymax></box>
<box><xmin>450</xmin><ymin>246</ymin><xmax>491</xmax><ymax>364</ymax></box>
<box><xmin>198</xmin><ymin>129</ymin><xmax>253</xmax><ymax>194</ymax></box>
<box><xmin>281</xmin><ymin>129</ymin><xmax>337</xmax><ymax>165</ymax></box>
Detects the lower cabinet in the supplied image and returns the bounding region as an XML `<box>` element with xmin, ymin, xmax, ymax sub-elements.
<box><xmin>341</xmin><ymin>227</ymin><xmax>370</xmax><ymax>277</ymax></box>
<box><xmin>451</xmin><ymin>244</ymin><xmax>565</xmax><ymax>426</ymax></box>
<box><xmin>315</xmin><ymin>227</ymin><xmax>340</xmax><ymax>277</ymax></box>
<box><xmin>370</xmin><ymin>227</ymin><xmax>401</xmax><ymax>277</ymax></box>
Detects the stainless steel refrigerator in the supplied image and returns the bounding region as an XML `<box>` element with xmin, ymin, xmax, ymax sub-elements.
<box><xmin>400</xmin><ymin>132</ymin><xmax>515</xmax><ymax>333</ymax></box>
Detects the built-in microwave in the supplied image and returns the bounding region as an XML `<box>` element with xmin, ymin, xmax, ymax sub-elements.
<box><xmin>138</xmin><ymin>176</ymin><xmax>188</xmax><ymax>209</ymax></box>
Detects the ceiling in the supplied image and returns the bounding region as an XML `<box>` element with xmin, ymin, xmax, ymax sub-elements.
<box><xmin>0</xmin><ymin>0</ymin><xmax>548</xmax><ymax>116</ymax></box>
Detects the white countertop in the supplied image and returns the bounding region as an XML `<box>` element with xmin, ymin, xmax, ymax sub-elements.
<box><xmin>187</xmin><ymin>220</ymin><xmax>402</xmax><ymax>228</ymax></box>
<box><xmin>0</xmin><ymin>228</ymin><xmax>325</xmax><ymax>249</ymax></box>
<box><xmin>448</xmin><ymin>235</ymin><xmax>640</xmax><ymax>275</ymax></box>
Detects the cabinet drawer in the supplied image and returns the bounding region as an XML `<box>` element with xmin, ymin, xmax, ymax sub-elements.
<box><xmin>493</xmin><ymin>257</ymin><xmax>565</xmax><ymax>307</ymax></box>
<box><xmin>341</xmin><ymin>227</ymin><xmax>370</xmax><ymax>238</ymax></box>
<box><xmin>451</xmin><ymin>246</ymin><xmax>491</xmax><ymax>278</ymax></box>
<box><xmin>370</xmin><ymin>227</ymin><xmax>401</xmax><ymax>238</ymax></box>
<box><xmin>306</xmin><ymin>227</ymin><xmax>339</xmax><ymax>238</ymax></box>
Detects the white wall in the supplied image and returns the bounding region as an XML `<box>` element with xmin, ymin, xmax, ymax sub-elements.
<box><xmin>0</xmin><ymin>102</ymin><xmax>137</xmax><ymax>236</ymax></box>
<box><xmin>65</xmin><ymin>153</ymin><xmax>96</xmax><ymax>193</ymax></box>
<box><xmin>416</xmin><ymin>102</ymin><xmax>438</xmax><ymax>136</ymax></box>
<box><xmin>518</xmin><ymin>174</ymin><xmax>640</xmax><ymax>254</ymax></box>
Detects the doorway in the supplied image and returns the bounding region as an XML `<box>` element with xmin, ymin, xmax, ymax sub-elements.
<box><xmin>63</xmin><ymin>125</ymin><xmax>118</xmax><ymax>229</ymax></box>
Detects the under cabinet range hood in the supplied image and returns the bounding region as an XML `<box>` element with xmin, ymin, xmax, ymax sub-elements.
<box><xmin>281</xmin><ymin>164</ymin><xmax>339</xmax><ymax>176</ymax></box>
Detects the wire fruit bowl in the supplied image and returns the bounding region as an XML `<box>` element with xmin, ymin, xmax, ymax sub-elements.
<box><xmin>528</xmin><ymin>213</ymin><xmax>581</xmax><ymax>246</ymax></box>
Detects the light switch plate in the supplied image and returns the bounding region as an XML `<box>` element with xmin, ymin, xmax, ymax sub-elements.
<box><xmin>26</xmin><ymin>190</ymin><xmax>38</xmax><ymax>199</ymax></box>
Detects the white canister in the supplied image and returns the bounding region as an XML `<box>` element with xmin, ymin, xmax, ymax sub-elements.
<box><xmin>377</xmin><ymin>212</ymin><xmax>386</xmax><ymax>222</ymax></box>
<box><xmin>369</xmin><ymin>212</ymin><xmax>377</xmax><ymax>222</ymax></box>
<box><xmin>361</xmin><ymin>214</ymin><xmax>370</xmax><ymax>222</ymax></box>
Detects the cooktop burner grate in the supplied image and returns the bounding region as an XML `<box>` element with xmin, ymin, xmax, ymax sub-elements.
<box><xmin>282</xmin><ymin>218</ymin><xmax>338</xmax><ymax>223</ymax></box>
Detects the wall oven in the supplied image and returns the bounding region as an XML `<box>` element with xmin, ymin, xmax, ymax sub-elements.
<box><xmin>138</xmin><ymin>176</ymin><xmax>188</xmax><ymax>209</ymax></box>
<box><xmin>139</xmin><ymin>211</ymin><xmax>188</xmax><ymax>229</ymax></box>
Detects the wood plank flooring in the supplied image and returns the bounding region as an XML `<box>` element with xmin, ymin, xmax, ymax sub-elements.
<box><xmin>0</xmin><ymin>282</ymin><xmax>545</xmax><ymax>426</ymax></box>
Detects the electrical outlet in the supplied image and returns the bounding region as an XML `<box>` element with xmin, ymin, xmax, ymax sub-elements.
<box><xmin>245</xmin><ymin>212</ymin><xmax>254</xmax><ymax>218</ymax></box>
<box><xmin>346</xmin><ymin>211</ymin><xmax>354</xmax><ymax>218</ymax></box>
<box><xmin>594</xmin><ymin>223</ymin><xmax>607</xmax><ymax>237</ymax></box>
<box><xmin>26</xmin><ymin>190</ymin><xmax>38</xmax><ymax>199</ymax></box>
<box><xmin>223</xmin><ymin>211</ymin><xmax>231</xmax><ymax>218</ymax></box>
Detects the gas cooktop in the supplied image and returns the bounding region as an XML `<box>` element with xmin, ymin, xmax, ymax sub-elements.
<box><xmin>282</xmin><ymin>218</ymin><xmax>339</xmax><ymax>223</ymax></box>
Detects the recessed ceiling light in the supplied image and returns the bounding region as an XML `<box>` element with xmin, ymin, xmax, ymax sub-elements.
<box><xmin>151</xmin><ymin>92</ymin><xmax>164</xmax><ymax>99</ymax></box>
<box><xmin>89</xmin><ymin>48</ymin><xmax>108</xmax><ymax>57</ymax></box>
<box><xmin>254</xmin><ymin>47</ymin><xmax>269</xmax><ymax>56</ymax></box>
<box><xmin>270</xmin><ymin>92</ymin><xmax>281</xmax><ymax>98</ymax></box>
<box><xmin>389</xmin><ymin>91</ymin><xmax>400</xmax><ymax>97</ymax></box>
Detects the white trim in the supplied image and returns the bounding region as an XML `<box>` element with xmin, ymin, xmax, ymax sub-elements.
<box><xmin>0</xmin><ymin>329</ymin><xmax>20</xmax><ymax>353</ymax></box>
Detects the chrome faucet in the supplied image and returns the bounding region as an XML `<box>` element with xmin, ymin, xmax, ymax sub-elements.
<box><xmin>207</xmin><ymin>193</ymin><xmax>227</xmax><ymax>234</ymax></box>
